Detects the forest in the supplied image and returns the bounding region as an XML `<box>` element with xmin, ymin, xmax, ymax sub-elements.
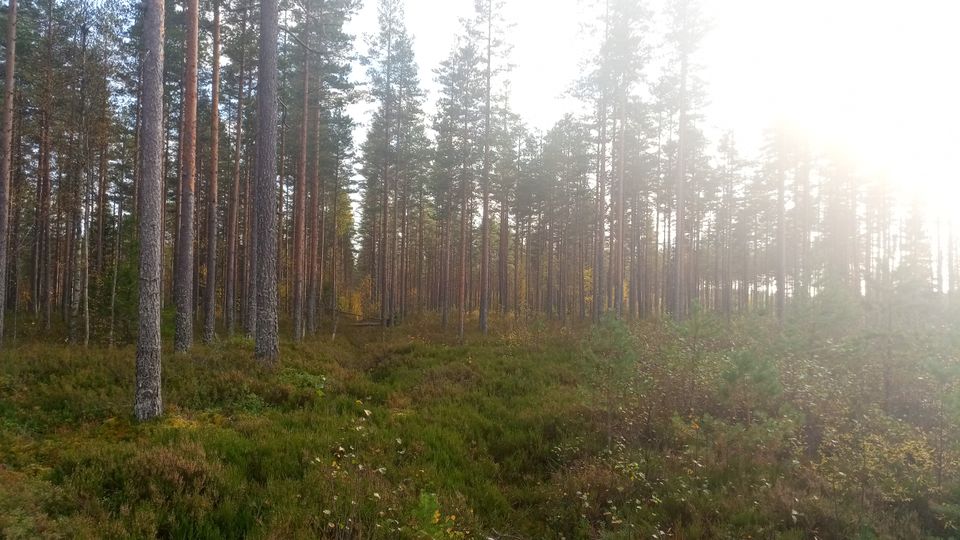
<box><xmin>1</xmin><ymin>0</ymin><xmax>959</xmax><ymax>538</ymax></box>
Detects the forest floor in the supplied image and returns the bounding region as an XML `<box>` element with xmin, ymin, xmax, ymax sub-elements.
<box><xmin>1</xmin><ymin>309</ymin><xmax>958</xmax><ymax>538</ymax></box>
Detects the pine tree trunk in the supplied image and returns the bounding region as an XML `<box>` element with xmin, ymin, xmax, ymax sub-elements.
<box><xmin>174</xmin><ymin>0</ymin><xmax>199</xmax><ymax>352</ymax></box>
<box><xmin>330</xmin><ymin>140</ymin><xmax>340</xmax><ymax>341</ymax></box>
<box><xmin>82</xmin><ymin>157</ymin><xmax>91</xmax><ymax>346</ymax></box>
<box><xmin>108</xmin><ymin>198</ymin><xmax>121</xmax><ymax>348</ymax></box>
<box><xmin>37</xmin><ymin>3</ymin><xmax>53</xmax><ymax>329</ymax></box>
<box><xmin>379</xmin><ymin>24</ymin><xmax>394</xmax><ymax>328</ymax></box>
<box><xmin>69</xmin><ymin>22</ymin><xmax>89</xmax><ymax>344</ymax></box>
<box><xmin>316</xmin><ymin>150</ymin><xmax>328</xmax><ymax>329</ymax></box>
<box><xmin>276</xmin><ymin>107</ymin><xmax>286</xmax><ymax>316</ymax></box>
<box><xmin>95</xmin><ymin>141</ymin><xmax>107</xmax><ymax>275</ymax></box>
<box><xmin>417</xmin><ymin>183</ymin><xmax>425</xmax><ymax>312</ymax></box>
<box><xmin>244</xmin><ymin>155</ymin><xmax>257</xmax><ymax>336</ymax></box>
<box><xmin>458</xmin><ymin>163</ymin><xmax>468</xmax><ymax>342</ymax></box>
<box><xmin>7</xmin><ymin>100</ymin><xmax>20</xmax><ymax>319</ymax></box>
<box><xmin>595</xmin><ymin>103</ymin><xmax>606</xmax><ymax>322</ymax></box>
<box><xmin>398</xmin><ymin>173</ymin><xmax>407</xmax><ymax>319</ymax></box>
<box><xmin>132</xmin><ymin>63</ymin><xmax>142</xmax><ymax>219</ymax></box>
<box><xmin>292</xmin><ymin>41</ymin><xmax>308</xmax><ymax>342</ymax></box>
<box><xmin>479</xmin><ymin>2</ymin><xmax>493</xmax><ymax>334</ymax></box>
<box><xmin>721</xmin><ymin>162</ymin><xmax>733</xmax><ymax>318</ymax></box>
<box><xmin>441</xmin><ymin>209</ymin><xmax>450</xmax><ymax>328</ymax></box>
<box><xmin>254</xmin><ymin>0</ymin><xmax>280</xmax><ymax>364</ymax></box>
<box><xmin>225</xmin><ymin>33</ymin><xmax>246</xmax><ymax>336</ymax></box>
<box><xmin>136</xmin><ymin>0</ymin><xmax>165</xmax><ymax>422</ymax></box>
<box><xmin>306</xmin><ymin>105</ymin><xmax>322</xmax><ymax>334</ymax></box>
<box><xmin>498</xmin><ymin>190</ymin><xmax>509</xmax><ymax>316</ymax></box>
<box><xmin>775</xmin><ymin>155</ymin><xmax>786</xmax><ymax>321</ymax></box>
<box><xmin>203</xmin><ymin>0</ymin><xmax>221</xmax><ymax>343</ymax></box>
<box><xmin>674</xmin><ymin>50</ymin><xmax>688</xmax><ymax>320</ymax></box>
<box><xmin>390</xmin><ymin>160</ymin><xmax>399</xmax><ymax>323</ymax></box>
<box><xmin>0</xmin><ymin>0</ymin><xmax>16</xmax><ymax>345</ymax></box>
<box><xmin>615</xmin><ymin>100</ymin><xmax>625</xmax><ymax>318</ymax></box>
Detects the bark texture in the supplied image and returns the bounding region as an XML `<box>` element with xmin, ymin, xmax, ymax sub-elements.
<box><xmin>203</xmin><ymin>0</ymin><xmax>220</xmax><ymax>343</ymax></box>
<box><xmin>0</xmin><ymin>0</ymin><xmax>16</xmax><ymax>344</ymax></box>
<box><xmin>136</xmin><ymin>0</ymin><xmax>165</xmax><ymax>421</ymax></box>
<box><xmin>175</xmin><ymin>0</ymin><xmax>199</xmax><ymax>352</ymax></box>
<box><xmin>255</xmin><ymin>0</ymin><xmax>279</xmax><ymax>363</ymax></box>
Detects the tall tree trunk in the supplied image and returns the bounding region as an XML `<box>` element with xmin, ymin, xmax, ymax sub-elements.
<box><xmin>615</xmin><ymin>99</ymin><xmax>625</xmax><ymax>318</ymax></box>
<box><xmin>417</xmin><ymin>182</ymin><xmax>425</xmax><ymax>312</ymax></box>
<box><xmin>390</xmin><ymin>155</ymin><xmax>399</xmax><ymax>323</ymax></box>
<box><xmin>458</xmin><ymin>176</ymin><xmax>468</xmax><ymax>342</ymax></box>
<box><xmin>203</xmin><ymin>0</ymin><xmax>221</xmax><ymax>343</ymax></box>
<box><xmin>513</xmin><ymin>214</ymin><xmax>521</xmax><ymax>319</ymax></box>
<box><xmin>316</xmin><ymin>148</ymin><xmax>328</xmax><ymax>330</ymax></box>
<box><xmin>136</xmin><ymin>0</ymin><xmax>165</xmax><ymax>422</ymax></box>
<box><xmin>307</xmin><ymin>106</ymin><xmax>321</xmax><ymax>334</ymax></box>
<box><xmin>108</xmin><ymin>197</ymin><xmax>122</xmax><ymax>347</ymax></box>
<box><xmin>379</xmin><ymin>21</ymin><xmax>393</xmax><ymax>328</ymax></box>
<box><xmin>674</xmin><ymin>48</ymin><xmax>688</xmax><ymax>320</ymax></box>
<box><xmin>721</xmin><ymin>156</ymin><xmax>733</xmax><ymax>318</ymax></box>
<box><xmin>478</xmin><ymin>0</ymin><xmax>493</xmax><ymax>334</ymax></box>
<box><xmin>0</xmin><ymin>0</ymin><xmax>16</xmax><ymax>345</ymax></box>
<box><xmin>69</xmin><ymin>21</ymin><xmax>90</xmax><ymax>344</ymax></box>
<box><xmin>276</xmin><ymin>105</ymin><xmax>286</xmax><ymax>315</ymax></box>
<box><xmin>7</xmin><ymin>95</ymin><xmax>20</xmax><ymax>319</ymax></box>
<box><xmin>244</xmin><ymin>158</ymin><xmax>257</xmax><ymax>336</ymax></box>
<box><xmin>175</xmin><ymin>0</ymin><xmax>199</xmax><ymax>352</ymax></box>
<box><xmin>37</xmin><ymin>0</ymin><xmax>53</xmax><ymax>329</ymax></box>
<box><xmin>796</xmin><ymin>153</ymin><xmax>810</xmax><ymax>301</ymax></box>
<box><xmin>292</xmin><ymin>40</ymin><xmax>308</xmax><ymax>342</ymax></box>
<box><xmin>95</xmin><ymin>139</ymin><xmax>107</xmax><ymax>275</ymax></box>
<box><xmin>225</xmin><ymin>30</ymin><xmax>246</xmax><ymax>336</ymax></box>
<box><xmin>775</xmin><ymin>153</ymin><xmax>786</xmax><ymax>321</ymax></box>
<box><xmin>330</xmin><ymin>131</ymin><xmax>340</xmax><ymax>341</ymax></box>
<box><xmin>254</xmin><ymin>0</ymin><xmax>280</xmax><ymax>364</ymax></box>
<box><xmin>578</xmin><ymin>184</ymin><xmax>587</xmax><ymax>321</ymax></box>
<box><xmin>594</xmin><ymin>111</ymin><xmax>606</xmax><ymax>322</ymax></box>
<box><xmin>498</xmin><ymin>190</ymin><xmax>509</xmax><ymax>316</ymax></box>
<box><xmin>398</xmin><ymin>172</ymin><xmax>407</xmax><ymax>319</ymax></box>
<box><xmin>132</xmin><ymin>63</ymin><xmax>142</xmax><ymax>219</ymax></box>
<box><xmin>82</xmin><ymin>154</ymin><xmax>91</xmax><ymax>346</ymax></box>
<box><xmin>441</xmin><ymin>209</ymin><xmax>450</xmax><ymax>328</ymax></box>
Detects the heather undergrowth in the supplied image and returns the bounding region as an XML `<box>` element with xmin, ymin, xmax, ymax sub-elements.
<box><xmin>2</xmin><ymin>308</ymin><xmax>959</xmax><ymax>538</ymax></box>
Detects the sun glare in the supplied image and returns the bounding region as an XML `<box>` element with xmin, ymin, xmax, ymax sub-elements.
<box><xmin>704</xmin><ymin>0</ymin><xmax>960</xmax><ymax>209</ymax></box>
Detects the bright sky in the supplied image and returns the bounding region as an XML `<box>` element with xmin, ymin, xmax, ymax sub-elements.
<box><xmin>345</xmin><ymin>0</ymin><xmax>960</xmax><ymax>214</ymax></box>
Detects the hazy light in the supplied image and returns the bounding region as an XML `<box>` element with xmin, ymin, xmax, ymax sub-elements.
<box><xmin>347</xmin><ymin>0</ymin><xmax>960</xmax><ymax>213</ymax></box>
<box><xmin>707</xmin><ymin>0</ymin><xmax>959</xmax><ymax>202</ymax></box>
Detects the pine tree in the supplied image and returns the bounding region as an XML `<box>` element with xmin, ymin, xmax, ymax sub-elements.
<box><xmin>434</xmin><ymin>31</ymin><xmax>483</xmax><ymax>340</ymax></box>
<box><xmin>360</xmin><ymin>0</ymin><xmax>426</xmax><ymax>326</ymax></box>
<box><xmin>174</xmin><ymin>0</ymin><xmax>199</xmax><ymax>352</ymax></box>
<box><xmin>224</xmin><ymin>0</ymin><xmax>250</xmax><ymax>337</ymax></box>
<box><xmin>291</xmin><ymin>7</ymin><xmax>309</xmax><ymax>342</ymax></box>
<box><xmin>254</xmin><ymin>0</ymin><xmax>279</xmax><ymax>364</ymax></box>
<box><xmin>665</xmin><ymin>0</ymin><xmax>707</xmax><ymax>319</ymax></box>
<box><xmin>0</xmin><ymin>0</ymin><xmax>16</xmax><ymax>345</ymax></box>
<box><xmin>472</xmin><ymin>0</ymin><xmax>509</xmax><ymax>334</ymax></box>
<box><xmin>136</xmin><ymin>0</ymin><xmax>165</xmax><ymax>421</ymax></box>
<box><xmin>203</xmin><ymin>0</ymin><xmax>221</xmax><ymax>344</ymax></box>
